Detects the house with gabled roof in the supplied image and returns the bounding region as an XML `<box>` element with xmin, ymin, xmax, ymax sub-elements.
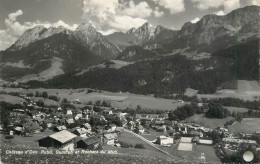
<box><xmin>54</xmin><ymin>125</ymin><xmax>67</xmax><ymax>132</ymax></box>
<box><xmin>103</xmin><ymin>133</ymin><xmax>118</xmax><ymax>145</ymax></box>
<box><xmin>77</xmin><ymin>136</ymin><xmax>101</xmax><ymax>150</ymax></box>
<box><xmin>73</xmin><ymin>128</ymin><xmax>91</xmax><ymax>138</ymax></box>
<box><xmin>37</xmin><ymin>130</ymin><xmax>77</xmax><ymax>150</ymax></box>
<box><xmin>82</xmin><ymin>123</ymin><xmax>92</xmax><ymax>130</ymax></box>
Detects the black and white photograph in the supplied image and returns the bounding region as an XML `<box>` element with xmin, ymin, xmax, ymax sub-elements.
<box><xmin>0</xmin><ymin>0</ymin><xmax>259</xmax><ymax>163</ymax></box>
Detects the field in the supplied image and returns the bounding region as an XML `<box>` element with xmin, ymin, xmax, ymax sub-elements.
<box><xmin>0</xmin><ymin>132</ymin><xmax>179</xmax><ymax>164</ymax></box>
<box><xmin>225</xmin><ymin>106</ymin><xmax>249</xmax><ymax>113</ymax></box>
<box><xmin>118</xmin><ymin>132</ymin><xmax>156</xmax><ymax>150</ymax></box>
<box><xmin>140</xmin><ymin>129</ymin><xmax>166</xmax><ymax>141</ymax></box>
<box><xmin>0</xmin><ymin>94</ymin><xmax>25</xmax><ymax>104</ymax></box>
<box><xmin>228</xmin><ymin>118</ymin><xmax>260</xmax><ymax>134</ymax></box>
<box><xmin>182</xmin><ymin>114</ymin><xmax>234</xmax><ymax>129</ymax></box>
<box><xmin>0</xmin><ymin>87</ymin><xmax>188</xmax><ymax>110</ymax></box>
<box><xmin>170</xmin><ymin>138</ymin><xmax>220</xmax><ymax>163</ymax></box>
<box><xmin>197</xmin><ymin>80</ymin><xmax>260</xmax><ymax>101</ymax></box>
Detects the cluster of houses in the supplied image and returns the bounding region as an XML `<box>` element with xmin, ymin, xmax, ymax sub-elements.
<box><xmin>3</xmin><ymin>96</ymin><xmax>259</xmax><ymax>154</ymax></box>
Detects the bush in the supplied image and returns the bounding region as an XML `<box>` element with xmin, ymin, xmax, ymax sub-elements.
<box><xmin>134</xmin><ymin>143</ymin><xmax>145</xmax><ymax>149</ymax></box>
<box><xmin>5</xmin><ymin>135</ymin><xmax>14</xmax><ymax>140</ymax></box>
<box><xmin>205</xmin><ymin>102</ymin><xmax>230</xmax><ymax>118</ymax></box>
<box><xmin>26</xmin><ymin>93</ymin><xmax>34</xmax><ymax>97</ymax></box>
<box><xmin>49</xmin><ymin>95</ymin><xmax>59</xmax><ymax>102</ymax></box>
<box><xmin>42</xmin><ymin>91</ymin><xmax>48</xmax><ymax>98</ymax></box>
<box><xmin>119</xmin><ymin>142</ymin><xmax>130</xmax><ymax>148</ymax></box>
<box><xmin>36</xmin><ymin>100</ymin><xmax>44</xmax><ymax>107</ymax></box>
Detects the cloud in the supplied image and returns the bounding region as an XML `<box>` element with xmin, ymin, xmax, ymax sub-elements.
<box><xmin>108</xmin><ymin>15</ymin><xmax>147</xmax><ymax>31</ymax></box>
<box><xmin>151</xmin><ymin>0</ymin><xmax>185</xmax><ymax>14</ymax></box>
<box><xmin>191</xmin><ymin>0</ymin><xmax>225</xmax><ymax>10</ymax></box>
<box><xmin>81</xmin><ymin>0</ymin><xmax>149</xmax><ymax>34</ymax></box>
<box><xmin>121</xmin><ymin>1</ymin><xmax>153</xmax><ymax>18</ymax></box>
<box><xmin>223</xmin><ymin>0</ymin><xmax>240</xmax><ymax>13</ymax></box>
<box><xmin>214</xmin><ymin>10</ymin><xmax>225</xmax><ymax>16</ymax></box>
<box><xmin>0</xmin><ymin>10</ymin><xmax>78</xmax><ymax>50</ymax></box>
<box><xmin>191</xmin><ymin>17</ymin><xmax>200</xmax><ymax>23</ymax></box>
<box><xmin>191</xmin><ymin>0</ymin><xmax>241</xmax><ymax>13</ymax></box>
<box><xmin>252</xmin><ymin>0</ymin><xmax>260</xmax><ymax>6</ymax></box>
<box><xmin>154</xmin><ymin>7</ymin><xmax>165</xmax><ymax>18</ymax></box>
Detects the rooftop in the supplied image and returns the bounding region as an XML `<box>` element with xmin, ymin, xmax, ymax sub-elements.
<box><xmin>49</xmin><ymin>130</ymin><xmax>77</xmax><ymax>143</ymax></box>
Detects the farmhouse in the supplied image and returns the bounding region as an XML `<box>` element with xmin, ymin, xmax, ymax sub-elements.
<box><xmin>104</xmin><ymin>124</ymin><xmax>117</xmax><ymax>132</ymax></box>
<box><xmin>54</xmin><ymin>125</ymin><xmax>67</xmax><ymax>132</ymax></box>
<box><xmin>73</xmin><ymin>128</ymin><xmax>91</xmax><ymax>138</ymax></box>
<box><xmin>134</xmin><ymin>125</ymin><xmax>145</xmax><ymax>134</ymax></box>
<box><xmin>38</xmin><ymin>130</ymin><xmax>77</xmax><ymax>150</ymax></box>
<box><xmin>82</xmin><ymin>123</ymin><xmax>92</xmax><ymax>130</ymax></box>
<box><xmin>156</xmin><ymin>136</ymin><xmax>174</xmax><ymax>146</ymax></box>
<box><xmin>77</xmin><ymin>136</ymin><xmax>101</xmax><ymax>150</ymax></box>
<box><xmin>104</xmin><ymin>133</ymin><xmax>118</xmax><ymax>145</ymax></box>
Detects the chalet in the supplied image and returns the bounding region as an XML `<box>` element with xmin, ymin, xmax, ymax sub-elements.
<box><xmin>153</xmin><ymin>125</ymin><xmax>166</xmax><ymax>132</ymax></box>
<box><xmin>66</xmin><ymin>118</ymin><xmax>75</xmax><ymax>125</ymax></box>
<box><xmin>73</xmin><ymin>128</ymin><xmax>91</xmax><ymax>138</ymax></box>
<box><xmin>27</xmin><ymin>110</ymin><xmax>40</xmax><ymax>118</ymax></box>
<box><xmin>134</xmin><ymin>125</ymin><xmax>145</xmax><ymax>134</ymax></box>
<box><xmin>175</xmin><ymin>124</ymin><xmax>187</xmax><ymax>134</ymax></box>
<box><xmin>94</xmin><ymin>126</ymin><xmax>104</xmax><ymax>134</ymax></box>
<box><xmin>92</xmin><ymin>114</ymin><xmax>106</xmax><ymax>121</ymax></box>
<box><xmin>38</xmin><ymin>130</ymin><xmax>77</xmax><ymax>150</ymax></box>
<box><xmin>77</xmin><ymin>136</ymin><xmax>101</xmax><ymax>150</ymax></box>
<box><xmin>103</xmin><ymin>110</ymin><xmax>113</xmax><ymax>115</ymax></box>
<box><xmin>33</xmin><ymin>117</ymin><xmax>45</xmax><ymax>124</ymax></box>
<box><xmin>66</xmin><ymin>109</ymin><xmax>73</xmax><ymax>115</ymax></box>
<box><xmin>14</xmin><ymin>126</ymin><xmax>23</xmax><ymax>135</ymax></box>
<box><xmin>82</xmin><ymin>123</ymin><xmax>92</xmax><ymax>130</ymax></box>
<box><xmin>115</xmin><ymin>127</ymin><xmax>124</xmax><ymax>133</ymax></box>
<box><xmin>74</xmin><ymin>113</ymin><xmax>83</xmax><ymax>120</ymax></box>
<box><xmin>254</xmin><ymin>131</ymin><xmax>260</xmax><ymax>136</ymax></box>
<box><xmin>158</xmin><ymin>113</ymin><xmax>169</xmax><ymax>120</ymax></box>
<box><xmin>156</xmin><ymin>136</ymin><xmax>174</xmax><ymax>146</ymax></box>
<box><xmin>104</xmin><ymin>133</ymin><xmax>118</xmax><ymax>145</ymax></box>
<box><xmin>104</xmin><ymin>124</ymin><xmax>117</xmax><ymax>132</ymax></box>
<box><xmin>54</xmin><ymin>125</ymin><xmax>67</xmax><ymax>132</ymax></box>
<box><xmin>126</xmin><ymin>121</ymin><xmax>135</xmax><ymax>130</ymax></box>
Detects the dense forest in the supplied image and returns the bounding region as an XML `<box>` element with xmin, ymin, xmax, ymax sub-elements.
<box><xmin>25</xmin><ymin>40</ymin><xmax>258</xmax><ymax>96</ymax></box>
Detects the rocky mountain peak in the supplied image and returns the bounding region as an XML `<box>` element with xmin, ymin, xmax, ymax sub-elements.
<box><xmin>76</xmin><ymin>23</ymin><xmax>97</xmax><ymax>33</ymax></box>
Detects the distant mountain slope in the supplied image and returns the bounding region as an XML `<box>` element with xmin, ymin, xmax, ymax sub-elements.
<box><xmin>116</xmin><ymin>46</ymin><xmax>158</xmax><ymax>62</ymax></box>
<box><xmin>106</xmin><ymin>32</ymin><xmax>141</xmax><ymax>50</ymax></box>
<box><xmin>0</xmin><ymin>33</ymin><xmax>103</xmax><ymax>81</ymax></box>
<box><xmin>106</xmin><ymin>23</ymin><xmax>177</xmax><ymax>51</ymax></box>
<box><xmin>163</xmin><ymin>5</ymin><xmax>260</xmax><ymax>53</ymax></box>
<box><xmin>72</xmin><ymin>24</ymin><xmax>120</xmax><ymax>59</ymax></box>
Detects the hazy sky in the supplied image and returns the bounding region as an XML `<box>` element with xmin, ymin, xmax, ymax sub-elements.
<box><xmin>0</xmin><ymin>0</ymin><xmax>259</xmax><ymax>50</ymax></box>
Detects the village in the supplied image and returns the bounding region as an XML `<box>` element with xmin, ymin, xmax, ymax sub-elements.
<box><xmin>0</xmin><ymin>85</ymin><xmax>260</xmax><ymax>163</ymax></box>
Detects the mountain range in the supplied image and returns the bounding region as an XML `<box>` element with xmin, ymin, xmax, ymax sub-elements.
<box><xmin>0</xmin><ymin>5</ymin><xmax>259</xmax><ymax>94</ymax></box>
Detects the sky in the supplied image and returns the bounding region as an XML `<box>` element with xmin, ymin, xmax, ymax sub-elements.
<box><xmin>0</xmin><ymin>0</ymin><xmax>259</xmax><ymax>50</ymax></box>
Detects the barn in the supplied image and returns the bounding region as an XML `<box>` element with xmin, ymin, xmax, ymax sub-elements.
<box><xmin>37</xmin><ymin>130</ymin><xmax>77</xmax><ymax>150</ymax></box>
<box><xmin>77</xmin><ymin>136</ymin><xmax>101</xmax><ymax>150</ymax></box>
